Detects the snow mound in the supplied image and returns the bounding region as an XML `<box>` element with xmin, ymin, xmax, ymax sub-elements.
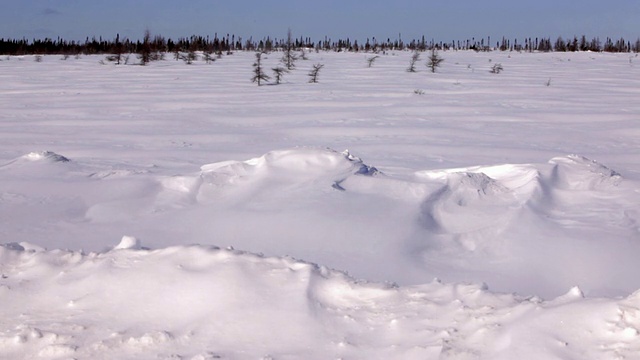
<box><xmin>159</xmin><ymin>148</ymin><xmax>378</xmax><ymax>205</ymax></box>
<box><xmin>419</xmin><ymin>171</ymin><xmax>515</xmax><ymax>239</ymax></box>
<box><xmin>114</xmin><ymin>235</ymin><xmax>142</xmax><ymax>250</ymax></box>
<box><xmin>199</xmin><ymin>148</ymin><xmax>377</xmax><ymax>181</ymax></box>
<box><xmin>549</xmin><ymin>154</ymin><xmax>622</xmax><ymax>190</ymax></box>
<box><xmin>404</xmin><ymin>155</ymin><xmax>640</xmax><ymax>296</ymax></box>
<box><xmin>1</xmin><ymin>242</ymin><xmax>639</xmax><ymax>359</ymax></box>
<box><xmin>2</xmin><ymin>149</ymin><xmax>639</xmax><ymax>299</ymax></box>
<box><xmin>415</xmin><ymin>155</ymin><xmax>628</xmax><ymax>239</ymax></box>
<box><xmin>413</xmin><ymin>165</ymin><xmax>543</xmax><ymax>254</ymax></box>
<box><xmin>0</xmin><ymin>151</ymin><xmax>71</xmax><ymax>171</ymax></box>
<box><xmin>22</xmin><ymin>151</ymin><xmax>71</xmax><ymax>163</ymax></box>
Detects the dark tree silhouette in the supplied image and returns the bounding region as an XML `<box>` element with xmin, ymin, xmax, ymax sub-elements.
<box><xmin>366</xmin><ymin>55</ymin><xmax>379</xmax><ymax>68</ymax></box>
<box><xmin>407</xmin><ymin>51</ymin><xmax>420</xmax><ymax>72</ymax></box>
<box><xmin>282</xmin><ymin>29</ymin><xmax>298</xmax><ymax>70</ymax></box>
<box><xmin>138</xmin><ymin>30</ymin><xmax>152</xmax><ymax>65</ymax></box>
<box><xmin>308</xmin><ymin>63</ymin><xmax>324</xmax><ymax>83</ymax></box>
<box><xmin>1</xmin><ymin>32</ymin><xmax>639</xmax><ymax>56</ymax></box>
<box><xmin>272</xmin><ymin>67</ymin><xmax>288</xmax><ymax>84</ymax></box>
<box><xmin>427</xmin><ymin>48</ymin><xmax>443</xmax><ymax>73</ymax></box>
<box><xmin>251</xmin><ymin>52</ymin><xmax>270</xmax><ymax>86</ymax></box>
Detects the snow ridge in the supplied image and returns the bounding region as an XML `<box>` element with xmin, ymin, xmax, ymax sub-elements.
<box><xmin>2</xmin><ymin>148</ymin><xmax>639</xmax><ymax>298</ymax></box>
<box><xmin>1</xmin><ymin>241</ymin><xmax>639</xmax><ymax>359</ymax></box>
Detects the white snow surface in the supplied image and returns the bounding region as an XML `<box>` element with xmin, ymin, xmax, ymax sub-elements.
<box><xmin>1</xmin><ymin>51</ymin><xmax>640</xmax><ymax>358</ymax></box>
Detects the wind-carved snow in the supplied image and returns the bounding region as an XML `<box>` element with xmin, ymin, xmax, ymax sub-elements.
<box><xmin>0</xmin><ymin>151</ymin><xmax>72</xmax><ymax>175</ymax></box>
<box><xmin>155</xmin><ymin>150</ymin><xmax>640</xmax><ymax>299</ymax></box>
<box><xmin>419</xmin><ymin>172</ymin><xmax>513</xmax><ymax>235</ymax></box>
<box><xmin>1</xmin><ymin>147</ymin><xmax>639</xmax><ymax>298</ymax></box>
<box><xmin>158</xmin><ymin>148</ymin><xmax>378</xmax><ymax>206</ymax></box>
<box><xmin>548</xmin><ymin>154</ymin><xmax>622</xmax><ymax>190</ymax></box>
<box><xmin>22</xmin><ymin>150</ymin><xmax>71</xmax><ymax>163</ymax></box>
<box><xmin>1</xmin><ymin>240</ymin><xmax>639</xmax><ymax>359</ymax></box>
<box><xmin>114</xmin><ymin>235</ymin><xmax>142</xmax><ymax>250</ymax></box>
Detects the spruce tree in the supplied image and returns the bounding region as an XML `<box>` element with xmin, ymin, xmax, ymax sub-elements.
<box><xmin>282</xmin><ymin>29</ymin><xmax>298</xmax><ymax>70</ymax></box>
<box><xmin>272</xmin><ymin>67</ymin><xmax>288</xmax><ymax>84</ymax></box>
<box><xmin>427</xmin><ymin>48</ymin><xmax>443</xmax><ymax>73</ymax></box>
<box><xmin>251</xmin><ymin>52</ymin><xmax>270</xmax><ymax>86</ymax></box>
<box><xmin>407</xmin><ymin>51</ymin><xmax>420</xmax><ymax>72</ymax></box>
<box><xmin>308</xmin><ymin>63</ymin><xmax>324</xmax><ymax>83</ymax></box>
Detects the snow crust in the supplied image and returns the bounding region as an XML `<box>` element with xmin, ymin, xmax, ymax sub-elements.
<box><xmin>2</xmin><ymin>51</ymin><xmax>640</xmax><ymax>358</ymax></box>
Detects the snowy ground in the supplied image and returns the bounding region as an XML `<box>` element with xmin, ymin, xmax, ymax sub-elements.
<box><xmin>1</xmin><ymin>51</ymin><xmax>640</xmax><ymax>359</ymax></box>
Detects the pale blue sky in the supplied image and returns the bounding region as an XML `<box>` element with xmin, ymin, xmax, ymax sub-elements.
<box><xmin>1</xmin><ymin>0</ymin><xmax>638</xmax><ymax>43</ymax></box>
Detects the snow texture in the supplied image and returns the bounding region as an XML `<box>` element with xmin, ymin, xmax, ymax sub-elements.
<box><xmin>1</xmin><ymin>51</ymin><xmax>640</xmax><ymax>358</ymax></box>
<box><xmin>2</xmin><ymin>242</ymin><xmax>640</xmax><ymax>359</ymax></box>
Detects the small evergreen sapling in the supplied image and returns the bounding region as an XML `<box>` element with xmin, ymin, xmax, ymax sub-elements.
<box><xmin>272</xmin><ymin>67</ymin><xmax>288</xmax><ymax>84</ymax></box>
<box><xmin>407</xmin><ymin>51</ymin><xmax>420</xmax><ymax>72</ymax></box>
<box><xmin>180</xmin><ymin>49</ymin><xmax>197</xmax><ymax>64</ymax></box>
<box><xmin>138</xmin><ymin>30</ymin><xmax>152</xmax><ymax>65</ymax></box>
<box><xmin>366</xmin><ymin>56</ymin><xmax>379</xmax><ymax>68</ymax></box>
<box><xmin>427</xmin><ymin>48</ymin><xmax>444</xmax><ymax>73</ymax></box>
<box><xmin>281</xmin><ymin>29</ymin><xmax>298</xmax><ymax>70</ymax></box>
<box><xmin>490</xmin><ymin>63</ymin><xmax>504</xmax><ymax>74</ymax></box>
<box><xmin>203</xmin><ymin>50</ymin><xmax>215</xmax><ymax>64</ymax></box>
<box><xmin>308</xmin><ymin>63</ymin><xmax>324</xmax><ymax>83</ymax></box>
<box><xmin>251</xmin><ymin>52</ymin><xmax>270</xmax><ymax>86</ymax></box>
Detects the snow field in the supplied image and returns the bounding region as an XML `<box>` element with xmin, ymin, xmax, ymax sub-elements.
<box><xmin>1</xmin><ymin>50</ymin><xmax>640</xmax><ymax>358</ymax></box>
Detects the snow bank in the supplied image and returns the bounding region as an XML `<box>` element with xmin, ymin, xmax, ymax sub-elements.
<box><xmin>1</xmin><ymin>241</ymin><xmax>640</xmax><ymax>359</ymax></box>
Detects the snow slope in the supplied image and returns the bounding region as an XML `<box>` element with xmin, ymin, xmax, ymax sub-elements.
<box><xmin>1</xmin><ymin>51</ymin><xmax>640</xmax><ymax>358</ymax></box>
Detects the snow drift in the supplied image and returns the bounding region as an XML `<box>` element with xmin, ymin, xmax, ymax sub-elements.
<box><xmin>1</xmin><ymin>240</ymin><xmax>639</xmax><ymax>360</ymax></box>
<box><xmin>2</xmin><ymin>147</ymin><xmax>639</xmax><ymax>298</ymax></box>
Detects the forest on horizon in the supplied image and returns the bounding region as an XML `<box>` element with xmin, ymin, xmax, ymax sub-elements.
<box><xmin>1</xmin><ymin>31</ymin><xmax>639</xmax><ymax>56</ymax></box>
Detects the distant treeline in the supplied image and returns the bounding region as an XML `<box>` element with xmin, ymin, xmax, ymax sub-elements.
<box><xmin>1</xmin><ymin>32</ymin><xmax>639</xmax><ymax>55</ymax></box>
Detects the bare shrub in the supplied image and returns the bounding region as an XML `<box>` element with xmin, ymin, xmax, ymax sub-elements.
<box><xmin>490</xmin><ymin>63</ymin><xmax>504</xmax><ymax>73</ymax></box>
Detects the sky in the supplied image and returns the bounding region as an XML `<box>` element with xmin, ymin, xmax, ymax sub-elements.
<box><xmin>1</xmin><ymin>0</ymin><xmax>639</xmax><ymax>44</ymax></box>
